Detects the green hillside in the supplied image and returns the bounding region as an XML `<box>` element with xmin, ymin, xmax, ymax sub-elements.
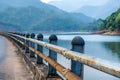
<box><xmin>0</xmin><ymin>1</ymin><xmax>95</xmax><ymax>32</ymax></box>
<box><xmin>99</xmin><ymin>8</ymin><xmax>120</xmax><ymax>31</ymax></box>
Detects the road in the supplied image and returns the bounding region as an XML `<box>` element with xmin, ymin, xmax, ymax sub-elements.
<box><xmin>0</xmin><ymin>36</ymin><xmax>32</xmax><ymax>80</ymax></box>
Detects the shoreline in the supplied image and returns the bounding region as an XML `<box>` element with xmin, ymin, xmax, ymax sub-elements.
<box><xmin>92</xmin><ymin>30</ymin><xmax>120</xmax><ymax>35</ymax></box>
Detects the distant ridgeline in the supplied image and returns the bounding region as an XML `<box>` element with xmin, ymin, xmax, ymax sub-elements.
<box><xmin>0</xmin><ymin>0</ymin><xmax>97</xmax><ymax>32</ymax></box>
<box><xmin>99</xmin><ymin>8</ymin><xmax>120</xmax><ymax>31</ymax></box>
<box><xmin>0</xmin><ymin>22</ymin><xmax>22</xmax><ymax>32</ymax></box>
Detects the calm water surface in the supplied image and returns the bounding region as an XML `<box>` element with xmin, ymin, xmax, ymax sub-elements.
<box><xmin>44</xmin><ymin>34</ymin><xmax>120</xmax><ymax>80</ymax></box>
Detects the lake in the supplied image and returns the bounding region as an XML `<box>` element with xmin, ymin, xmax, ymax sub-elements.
<box><xmin>44</xmin><ymin>34</ymin><xmax>120</xmax><ymax>80</ymax></box>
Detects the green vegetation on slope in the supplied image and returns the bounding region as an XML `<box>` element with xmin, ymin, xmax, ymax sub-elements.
<box><xmin>99</xmin><ymin>8</ymin><xmax>120</xmax><ymax>31</ymax></box>
<box><xmin>0</xmin><ymin>1</ymin><xmax>96</xmax><ymax>32</ymax></box>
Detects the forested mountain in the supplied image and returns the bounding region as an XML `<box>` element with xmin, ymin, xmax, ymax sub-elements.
<box><xmin>99</xmin><ymin>8</ymin><xmax>120</xmax><ymax>31</ymax></box>
<box><xmin>0</xmin><ymin>0</ymin><xmax>95</xmax><ymax>32</ymax></box>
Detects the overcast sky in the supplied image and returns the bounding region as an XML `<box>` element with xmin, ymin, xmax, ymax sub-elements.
<box><xmin>41</xmin><ymin>0</ymin><xmax>110</xmax><ymax>12</ymax></box>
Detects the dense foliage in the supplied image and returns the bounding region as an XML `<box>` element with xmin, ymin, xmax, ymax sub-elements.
<box><xmin>99</xmin><ymin>8</ymin><xmax>120</xmax><ymax>31</ymax></box>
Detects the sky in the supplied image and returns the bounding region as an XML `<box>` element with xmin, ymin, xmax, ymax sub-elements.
<box><xmin>41</xmin><ymin>0</ymin><xmax>110</xmax><ymax>12</ymax></box>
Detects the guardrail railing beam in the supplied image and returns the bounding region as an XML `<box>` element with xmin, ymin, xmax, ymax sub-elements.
<box><xmin>7</xmin><ymin>33</ymin><xmax>120</xmax><ymax>79</ymax></box>
<box><xmin>8</xmin><ymin>34</ymin><xmax>81</xmax><ymax>80</ymax></box>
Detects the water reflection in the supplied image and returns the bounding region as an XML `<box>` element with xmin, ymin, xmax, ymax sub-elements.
<box><xmin>104</xmin><ymin>42</ymin><xmax>120</xmax><ymax>58</ymax></box>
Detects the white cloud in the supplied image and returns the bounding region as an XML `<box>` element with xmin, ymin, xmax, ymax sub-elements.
<box><xmin>41</xmin><ymin>0</ymin><xmax>62</xmax><ymax>3</ymax></box>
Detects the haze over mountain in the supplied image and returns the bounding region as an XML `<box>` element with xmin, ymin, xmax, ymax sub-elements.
<box><xmin>0</xmin><ymin>0</ymin><xmax>40</xmax><ymax>7</ymax></box>
<box><xmin>76</xmin><ymin>0</ymin><xmax>120</xmax><ymax>19</ymax></box>
<box><xmin>48</xmin><ymin>0</ymin><xmax>109</xmax><ymax>12</ymax></box>
<box><xmin>0</xmin><ymin>0</ymin><xmax>95</xmax><ymax>32</ymax></box>
<box><xmin>49</xmin><ymin>0</ymin><xmax>120</xmax><ymax>19</ymax></box>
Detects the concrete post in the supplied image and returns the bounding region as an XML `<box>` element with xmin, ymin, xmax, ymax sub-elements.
<box><xmin>16</xmin><ymin>33</ymin><xmax>19</xmax><ymax>46</ymax></box>
<box><xmin>48</xmin><ymin>34</ymin><xmax>58</xmax><ymax>76</ymax></box>
<box><xmin>25</xmin><ymin>33</ymin><xmax>30</xmax><ymax>53</ymax></box>
<box><xmin>18</xmin><ymin>33</ymin><xmax>22</xmax><ymax>47</ymax></box>
<box><xmin>20</xmin><ymin>33</ymin><xmax>23</xmax><ymax>48</ymax></box>
<box><xmin>22</xmin><ymin>33</ymin><xmax>25</xmax><ymax>50</ymax></box>
<box><xmin>14</xmin><ymin>33</ymin><xmax>18</xmax><ymax>45</ymax></box>
<box><xmin>20</xmin><ymin>33</ymin><xmax>23</xmax><ymax>49</ymax></box>
<box><xmin>71</xmin><ymin>36</ymin><xmax>85</xmax><ymax>79</ymax></box>
<box><xmin>30</xmin><ymin>33</ymin><xmax>35</xmax><ymax>57</ymax></box>
<box><xmin>37</xmin><ymin>33</ymin><xmax>43</xmax><ymax>64</ymax></box>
